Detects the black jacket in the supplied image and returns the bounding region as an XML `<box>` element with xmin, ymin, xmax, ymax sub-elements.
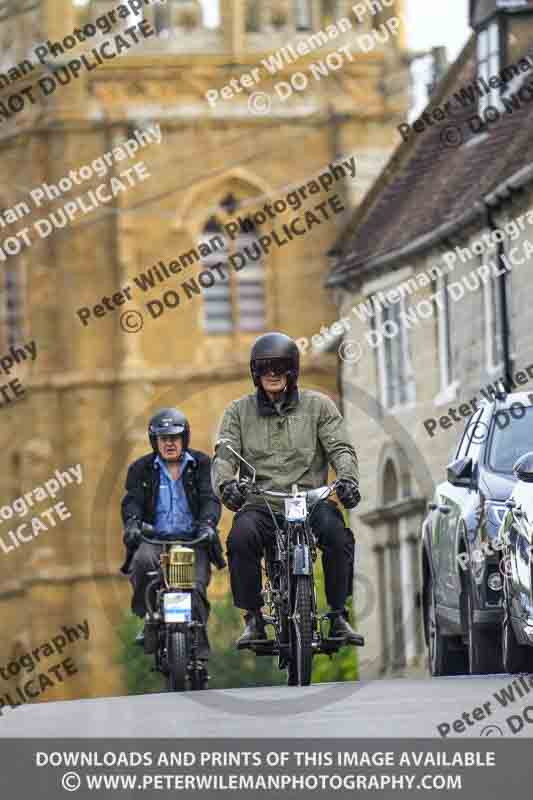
<box><xmin>120</xmin><ymin>449</ymin><xmax>222</xmax><ymax>574</ymax></box>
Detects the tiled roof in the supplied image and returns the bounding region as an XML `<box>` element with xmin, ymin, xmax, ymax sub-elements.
<box><xmin>327</xmin><ymin>34</ymin><xmax>533</xmax><ymax>287</ymax></box>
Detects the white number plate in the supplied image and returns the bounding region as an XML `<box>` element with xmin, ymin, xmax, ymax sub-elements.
<box><xmin>285</xmin><ymin>496</ymin><xmax>307</xmax><ymax>521</ymax></box>
<box><xmin>163</xmin><ymin>592</ymin><xmax>192</xmax><ymax>623</ymax></box>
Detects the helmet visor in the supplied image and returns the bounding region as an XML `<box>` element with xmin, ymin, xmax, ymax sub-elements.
<box><xmin>152</xmin><ymin>423</ymin><xmax>185</xmax><ymax>436</ymax></box>
<box><xmin>253</xmin><ymin>357</ymin><xmax>293</xmax><ymax>377</ymax></box>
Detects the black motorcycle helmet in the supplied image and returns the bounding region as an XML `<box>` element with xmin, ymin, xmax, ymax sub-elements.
<box><xmin>148</xmin><ymin>408</ymin><xmax>190</xmax><ymax>452</ymax></box>
<box><xmin>250</xmin><ymin>332</ymin><xmax>300</xmax><ymax>388</ymax></box>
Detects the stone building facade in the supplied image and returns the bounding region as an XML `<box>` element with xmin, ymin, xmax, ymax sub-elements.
<box><xmin>0</xmin><ymin>0</ymin><xmax>408</xmax><ymax>701</ymax></box>
<box><xmin>327</xmin><ymin>0</ymin><xmax>533</xmax><ymax>679</ymax></box>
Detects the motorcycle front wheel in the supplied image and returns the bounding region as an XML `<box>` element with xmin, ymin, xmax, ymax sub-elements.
<box><xmin>288</xmin><ymin>575</ymin><xmax>314</xmax><ymax>686</ymax></box>
<box><xmin>166</xmin><ymin>629</ymin><xmax>188</xmax><ymax>692</ymax></box>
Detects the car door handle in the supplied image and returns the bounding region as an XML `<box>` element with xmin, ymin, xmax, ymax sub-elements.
<box><xmin>428</xmin><ymin>502</ymin><xmax>438</xmax><ymax>511</ymax></box>
<box><xmin>439</xmin><ymin>505</ymin><xmax>451</xmax><ymax>514</ymax></box>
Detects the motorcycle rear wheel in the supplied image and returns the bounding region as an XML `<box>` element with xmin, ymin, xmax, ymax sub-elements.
<box><xmin>167</xmin><ymin>630</ymin><xmax>188</xmax><ymax>692</ymax></box>
<box><xmin>289</xmin><ymin>575</ymin><xmax>314</xmax><ymax>686</ymax></box>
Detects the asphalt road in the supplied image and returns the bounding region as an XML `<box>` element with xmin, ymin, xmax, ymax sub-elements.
<box><xmin>1</xmin><ymin>674</ymin><xmax>532</xmax><ymax>738</ymax></box>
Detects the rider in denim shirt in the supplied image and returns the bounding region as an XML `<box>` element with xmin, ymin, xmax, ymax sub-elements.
<box><xmin>154</xmin><ymin>452</ymin><xmax>195</xmax><ymax>538</ymax></box>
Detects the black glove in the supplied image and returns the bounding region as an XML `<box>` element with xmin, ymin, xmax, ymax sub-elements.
<box><xmin>123</xmin><ymin>518</ymin><xmax>142</xmax><ymax>549</ymax></box>
<box><xmin>336</xmin><ymin>479</ymin><xmax>361</xmax><ymax>510</ymax></box>
<box><xmin>198</xmin><ymin>523</ymin><xmax>227</xmax><ymax>570</ymax></box>
<box><xmin>220</xmin><ymin>480</ymin><xmax>247</xmax><ymax>512</ymax></box>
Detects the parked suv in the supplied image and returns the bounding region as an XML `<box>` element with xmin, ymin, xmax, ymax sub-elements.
<box><xmin>421</xmin><ymin>392</ymin><xmax>533</xmax><ymax>677</ymax></box>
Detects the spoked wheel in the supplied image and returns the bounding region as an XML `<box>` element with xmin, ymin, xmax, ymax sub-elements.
<box><xmin>289</xmin><ymin>575</ymin><xmax>314</xmax><ymax>686</ymax></box>
<box><xmin>167</xmin><ymin>630</ymin><xmax>188</xmax><ymax>692</ymax></box>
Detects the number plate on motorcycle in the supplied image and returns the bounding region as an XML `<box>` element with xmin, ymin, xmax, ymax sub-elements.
<box><xmin>285</xmin><ymin>496</ymin><xmax>307</xmax><ymax>520</ymax></box>
<box><xmin>163</xmin><ymin>592</ymin><xmax>192</xmax><ymax>623</ymax></box>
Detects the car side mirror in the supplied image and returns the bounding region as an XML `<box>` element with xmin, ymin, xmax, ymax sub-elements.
<box><xmin>447</xmin><ymin>457</ymin><xmax>474</xmax><ymax>487</ymax></box>
<box><xmin>513</xmin><ymin>452</ymin><xmax>533</xmax><ymax>483</ymax></box>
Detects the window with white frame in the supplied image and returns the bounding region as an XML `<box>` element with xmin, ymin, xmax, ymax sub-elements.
<box><xmin>483</xmin><ymin>259</ymin><xmax>513</xmax><ymax>371</ymax></box>
<box><xmin>478</xmin><ymin>20</ymin><xmax>500</xmax><ymax>116</ymax></box>
<box><xmin>294</xmin><ymin>0</ymin><xmax>313</xmax><ymax>30</ymax></box>
<box><xmin>373</xmin><ymin>295</ymin><xmax>415</xmax><ymax>410</ymax></box>
<box><xmin>435</xmin><ymin>274</ymin><xmax>454</xmax><ymax>393</ymax></box>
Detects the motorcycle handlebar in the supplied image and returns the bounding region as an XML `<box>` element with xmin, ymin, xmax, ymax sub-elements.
<box><xmin>242</xmin><ymin>480</ymin><xmax>340</xmax><ymax>499</ymax></box>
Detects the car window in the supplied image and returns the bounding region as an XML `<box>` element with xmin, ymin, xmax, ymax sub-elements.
<box><xmin>488</xmin><ymin>405</ymin><xmax>533</xmax><ymax>473</ymax></box>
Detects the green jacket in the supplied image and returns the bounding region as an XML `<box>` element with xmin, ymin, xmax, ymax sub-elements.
<box><xmin>212</xmin><ymin>386</ymin><xmax>359</xmax><ymax>506</ymax></box>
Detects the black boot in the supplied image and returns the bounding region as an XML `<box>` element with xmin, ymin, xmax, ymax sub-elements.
<box><xmin>329</xmin><ymin>610</ymin><xmax>365</xmax><ymax>646</ymax></box>
<box><xmin>236</xmin><ymin>611</ymin><xmax>267</xmax><ymax>647</ymax></box>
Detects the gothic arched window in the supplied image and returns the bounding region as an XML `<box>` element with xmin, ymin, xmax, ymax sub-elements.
<box><xmin>199</xmin><ymin>204</ymin><xmax>267</xmax><ymax>335</ymax></box>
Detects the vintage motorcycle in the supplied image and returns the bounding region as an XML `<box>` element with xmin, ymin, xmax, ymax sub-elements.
<box><xmin>140</xmin><ymin>523</ymin><xmax>211</xmax><ymax>692</ymax></box>
<box><xmin>215</xmin><ymin>439</ymin><xmax>364</xmax><ymax>687</ymax></box>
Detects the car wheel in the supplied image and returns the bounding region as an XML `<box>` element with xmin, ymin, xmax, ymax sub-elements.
<box><xmin>466</xmin><ymin>581</ymin><xmax>502</xmax><ymax>675</ymax></box>
<box><xmin>425</xmin><ymin>574</ymin><xmax>467</xmax><ymax>676</ymax></box>
<box><xmin>502</xmin><ymin>580</ymin><xmax>532</xmax><ymax>674</ymax></box>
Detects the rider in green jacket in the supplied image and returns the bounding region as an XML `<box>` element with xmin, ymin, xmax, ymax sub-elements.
<box><xmin>212</xmin><ymin>331</ymin><xmax>361</xmax><ymax>646</ymax></box>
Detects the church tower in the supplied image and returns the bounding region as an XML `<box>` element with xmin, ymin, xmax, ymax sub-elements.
<box><xmin>0</xmin><ymin>0</ymin><xmax>409</xmax><ymax>700</ymax></box>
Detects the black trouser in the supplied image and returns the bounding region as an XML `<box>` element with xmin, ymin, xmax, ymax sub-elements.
<box><xmin>226</xmin><ymin>500</ymin><xmax>355</xmax><ymax>613</ymax></box>
<box><xmin>128</xmin><ymin>541</ymin><xmax>211</xmax><ymax>660</ymax></box>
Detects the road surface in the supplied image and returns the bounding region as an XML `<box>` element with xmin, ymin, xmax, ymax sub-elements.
<box><xmin>1</xmin><ymin>674</ymin><xmax>531</xmax><ymax>737</ymax></box>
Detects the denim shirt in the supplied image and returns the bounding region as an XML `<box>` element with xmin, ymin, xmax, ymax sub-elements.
<box><xmin>153</xmin><ymin>453</ymin><xmax>194</xmax><ymax>539</ymax></box>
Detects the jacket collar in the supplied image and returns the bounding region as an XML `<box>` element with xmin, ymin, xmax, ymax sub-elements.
<box><xmin>256</xmin><ymin>384</ymin><xmax>299</xmax><ymax>417</ymax></box>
